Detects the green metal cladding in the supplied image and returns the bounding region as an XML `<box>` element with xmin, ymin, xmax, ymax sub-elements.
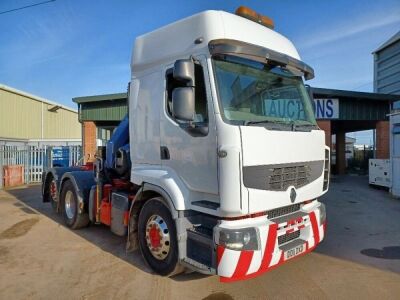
<box><xmin>73</xmin><ymin>93</ymin><xmax>127</xmax><ymax>122</ymax></box>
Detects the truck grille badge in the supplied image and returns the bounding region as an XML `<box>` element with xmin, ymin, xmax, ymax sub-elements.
<box><xmin>290</xmin><ymin>188</ymin><xmax>297</xmax><ymax>203</ymax></box>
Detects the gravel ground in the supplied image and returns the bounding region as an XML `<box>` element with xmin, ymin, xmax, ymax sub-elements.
<box><xmin>0</xmin><ymin>178</ymin><xmax>400</xmax><ymax>299</ymax></box>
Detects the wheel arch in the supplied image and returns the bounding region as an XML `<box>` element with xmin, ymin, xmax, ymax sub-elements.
<box><xmin>42</xmin><ymin>166</ymin><xmax>82</xmax><ymax>202</ymax></box>
<box><xmin>135</xmin><ymin>184</ymin><xmax>178</xmax><ymax>217</ymax></box>
<box><xmin>131</xmin><ymin>166</ymin><xmax>189</xmax><ymax>211</ymax></box>
<box><xmin>127</xmin><ymin>183</ymin><xmax>179</xmax><ymax>252</ymax></box>
<box><xmin>59</xmin><ymin>171</ymin><xmax>95</xmax><ymax>214</ymax></box>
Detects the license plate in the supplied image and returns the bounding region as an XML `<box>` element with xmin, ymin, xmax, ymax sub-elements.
<box><xmin>284</xmin><ymin>243</ymin><xmax>305</xmax><ymax>260</ymax></box>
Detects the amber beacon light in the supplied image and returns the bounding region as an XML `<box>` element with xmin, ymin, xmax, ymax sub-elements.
<box><xmin>235</xmin><ymin>6</ymin><xmax>275</xmax><ymax>29</ymax></box>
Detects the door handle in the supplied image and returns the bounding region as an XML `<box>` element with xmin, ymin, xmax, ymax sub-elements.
<box><xmin>160</xmin><ymin>146</ymin><xmax>170</xmax><ymax>160</ymax></box>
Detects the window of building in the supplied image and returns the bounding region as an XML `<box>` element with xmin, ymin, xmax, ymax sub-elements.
<box><xmin>96</xmin><ymin>127</ymin><xmax>113</xmax><ymax>146</ymax></box>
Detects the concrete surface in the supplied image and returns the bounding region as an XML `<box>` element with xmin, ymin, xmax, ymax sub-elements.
<box><xmin>317</xmin><ymin>175</ymin><xmax>400</xmax><ymax>273</ymax></box>
<box><xmin>0</xmin><ymin>176</ymin><xmax>400</xmax><ymax>299</ymax></box>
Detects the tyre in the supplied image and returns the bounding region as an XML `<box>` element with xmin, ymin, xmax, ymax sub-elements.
<box><xmin>48</xmin><ymin>178</ymin><xmax>58</xmax><ymax>212</ymax></box>
<box><xmin>60</xmin><ymin>180</ymin><xmax>89</xmax><ymax>229</ymax></box>
<box><xmin>138</xmin><ymin>197</ymin><xmax>181</xmax><ymax>276</ymax></box>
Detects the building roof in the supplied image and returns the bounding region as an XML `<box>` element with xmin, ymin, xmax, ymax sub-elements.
<box><xmin>0</xmin><ymin>83</ymin><xmax>77</xmax><ymax>113</ymax></box>
<box><xmin>311</xmin><ymin>87</ymin><xmax>400</xmax><ymax>102</ymax></box>
<box><xmin>73</xmin><ymin>92</ymin><xmax>127</xmax><ymax>104</ymax></box>
<box><xmin>373</xmin><ymin>31</ymin><xmax>400</xmax><ymax>54</ymax></box>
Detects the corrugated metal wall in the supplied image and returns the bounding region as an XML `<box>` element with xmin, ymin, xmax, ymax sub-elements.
<box><xmin>43</xmin><ymin>103</ymin><xmax>81</xmax><ymax>139</ymax></box>
<box><xmin>80</xmin><ymin>99</ymin><xmax>127</xmax><ymax>121</ymax></box>
<box><xmin>374</xmin><ymin>38</ymin><xmax>400</xmax><ymax>94</ymax></box>
<box><xmin>338</xmin><ymin>99</ymin><xmax>389</xmax><ymax>120</ymax></box>
<box><xmin>0</xmin><ymin>87</ymin><xmax>81</xmax><ymax>140</ymax></box>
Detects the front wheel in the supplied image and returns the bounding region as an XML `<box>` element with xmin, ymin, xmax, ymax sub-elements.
<box><xmin>138</xmin><ymin>197</ymin><xmax>181</xmax><ymax>276</ymax></box>
<box><xmin>60</xmin><ymin>180</ymin><xmax>89</xmax><ymax>229</ymax></box>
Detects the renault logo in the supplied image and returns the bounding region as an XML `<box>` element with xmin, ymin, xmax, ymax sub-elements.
<box><xmin>290</xmin><ymin>188</ymin><xmax>297</xmax><ymax>203</ymax></box>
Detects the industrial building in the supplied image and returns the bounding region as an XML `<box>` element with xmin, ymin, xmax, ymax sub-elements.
<box><xmin>373</xmin><ymin>31</ymin><xmax>400</xmax><ymax>197</ymax></box>
<box><xmin>0</xmin><ymin>84</ymin><xmax>81</xmax><ymax>146</ymax></box>
<box><xmin>373</xmin><ymin>31</ymin><xmax>400</xmax><ymax>95</ymax></box>
<box><xmin>312</xmin><ymin>87</ymin><xmax>398</xmax><ymax>174</ymax></box>
<box><xmin>73</xmin><ymin>93</ymin><xmax>127</xmax><ymax>162</ymax></box>
<box><xmin>0</xmin><ymin>84</ymin><xmax>82</xmax><ymax>188</ymax></box>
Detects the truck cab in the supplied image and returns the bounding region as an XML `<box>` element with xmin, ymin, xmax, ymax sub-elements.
<box><xmin>129</xmin><ymin>8</ymin><xmax>329</xmax><ymax>281</ymax></box>
<box><xmin>42</xmin><ymin>7</ymin><xmax>329</xmax><ymax>282</ymax></box>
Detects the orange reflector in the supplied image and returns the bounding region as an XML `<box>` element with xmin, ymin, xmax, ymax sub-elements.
<box><xmin>235</xmin><ymin>6</ymin><xmax>274</xmax><ymax>29</ymax></box>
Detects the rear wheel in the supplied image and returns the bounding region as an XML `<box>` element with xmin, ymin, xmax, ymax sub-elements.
<box><xmin>138</xmin><ymin>197</ymin><xmax>181</xmax><ymax>276</ymax></box>
<box><xmin>49</xmin><ymin>178</ymin><xmax>58</xmax><ymax>212</ymax></box>
<box><xmin>60</xmin><ymin>180</ymin><xmax>89</xmax><ymax>229</ymax></box>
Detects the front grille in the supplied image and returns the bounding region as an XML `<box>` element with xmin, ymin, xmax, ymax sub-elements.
<box><xmin>243</xmin><ymin>160</ymin><xmax>324</xmax><ymax>191</ymax></box>
<box><xmin>278</xmin><ymin>230</ymin><xmax>300</xmax><ymax>245</ymax></box>
<box><xmin>269</xmin><ymin>165</ymin><xmax>310</xmax><ymax>191</ymax></box>
<box><xmin>267</xmin><ymin>203</ymin><xmax>300</xmax><ymax>219</ymax></box>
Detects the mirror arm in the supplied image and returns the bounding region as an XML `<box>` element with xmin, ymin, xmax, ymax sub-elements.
<box><xmin>179</xmin><ymin>122</ymin><xmax>208</xmax><ymax>137</ymax></box>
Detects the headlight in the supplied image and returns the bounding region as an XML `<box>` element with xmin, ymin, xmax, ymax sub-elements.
<box><xmin>319</xmin><ymin>203</ymin><xmax>326</xmax><ymax>224</ymax></box>
<box><xmin>215</xmin><ymin>227</ymin><xmax>259</xmax><ymax>251</ymax></box>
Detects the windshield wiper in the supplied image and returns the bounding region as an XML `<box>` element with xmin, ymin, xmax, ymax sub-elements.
<box><xmin>244</xmin><ymin>120</ymin><xmax>291</xmax><ymax>127</ymax></box>
<box><xmin>244</xmin><ymin>120</ymin><xmax>274</xmax><ymax>125</ymax></box>
<box><xmin>294</xmin><ymin>123</ymin><xmax>318</xmax><ymax>130</ymax></box>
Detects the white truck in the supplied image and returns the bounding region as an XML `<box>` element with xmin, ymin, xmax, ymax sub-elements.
<box><xmin>42</xmin><ymin>7</ymin><xmax>330</xmax><ymax>282</ymax></box>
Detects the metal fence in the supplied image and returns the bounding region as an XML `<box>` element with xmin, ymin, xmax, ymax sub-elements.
<box><xmin>0</xmin><ymin>145</ymin><xmax>82</xmax><ymax>189</ymax></box>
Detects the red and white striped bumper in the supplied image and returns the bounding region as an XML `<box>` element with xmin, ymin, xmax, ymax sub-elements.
<box><xmin>216</xmin><ymin>203</ymin><xmax>326</xmax><ymax>282</ymax></box>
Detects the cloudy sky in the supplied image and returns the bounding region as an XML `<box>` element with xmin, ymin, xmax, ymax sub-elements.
<box><xmin>1</xmin><ymin>0</ymin><xmax>399</xmax><ymax>144</ymax></box>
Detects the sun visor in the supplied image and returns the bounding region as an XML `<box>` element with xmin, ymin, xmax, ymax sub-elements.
<box><xmin>209</xmin><ymin>39</ymin><xmax>314</xmax><ymax>80</ymax></box>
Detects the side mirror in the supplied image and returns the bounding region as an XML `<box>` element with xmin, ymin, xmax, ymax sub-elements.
<box><xmin>174</xmin><ymin>59</ymin><xmax>195</xmax><ymax>86</ymax></box>
<box><xmin>172</xmin><ymin>87</ymin><xmax>195</xmax><ymax>121</ymax></box>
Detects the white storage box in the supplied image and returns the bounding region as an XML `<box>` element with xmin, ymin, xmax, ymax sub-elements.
<box><xmin>369</xmin><ymin>159</ymin><xmax>391</xmax><ymax>188</ymax></box>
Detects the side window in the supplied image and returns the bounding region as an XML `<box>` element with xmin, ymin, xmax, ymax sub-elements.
<box><xmin>165</xmin><ymin>62</ymin><xmax>208</xmax><ymax>123</ymax></box>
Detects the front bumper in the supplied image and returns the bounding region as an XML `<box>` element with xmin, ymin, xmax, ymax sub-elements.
<box><xmin>216</xmin><ymin>202</ymin><xmax>326</xmax><ymax>282</ymax></box>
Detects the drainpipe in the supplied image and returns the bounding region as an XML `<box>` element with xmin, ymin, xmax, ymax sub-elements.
<box><xmin>41</xmin><ymin>101</ymin><xmax>44</xmax><ymax>140</ymax></box>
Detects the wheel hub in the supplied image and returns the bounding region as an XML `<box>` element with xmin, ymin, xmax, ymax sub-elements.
<box><xmin>149</xmin><ymin>224</ymin><xmax>162</xmax><ymax>248</ymax></box>
<box><xmin>145</xmin><ymin>215</ymin><xmax>170</xmax><ymax>260</ymax></box>
<box><xmin>64</xmin><ymin>190</ymin><xmax>76</xmax><ymax>220</ymax></box>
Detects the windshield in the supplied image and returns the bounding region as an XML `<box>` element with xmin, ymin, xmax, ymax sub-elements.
<box><xmin>212</xmin><ymin>55</ymin><xmax>317</xmax><ymax>128</ymax></box>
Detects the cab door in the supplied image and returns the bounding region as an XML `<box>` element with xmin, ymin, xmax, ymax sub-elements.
<box><xmin>160</xmin><ymin>57</ymin><xmax>218</xmax><ymax>197</ymax></box>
